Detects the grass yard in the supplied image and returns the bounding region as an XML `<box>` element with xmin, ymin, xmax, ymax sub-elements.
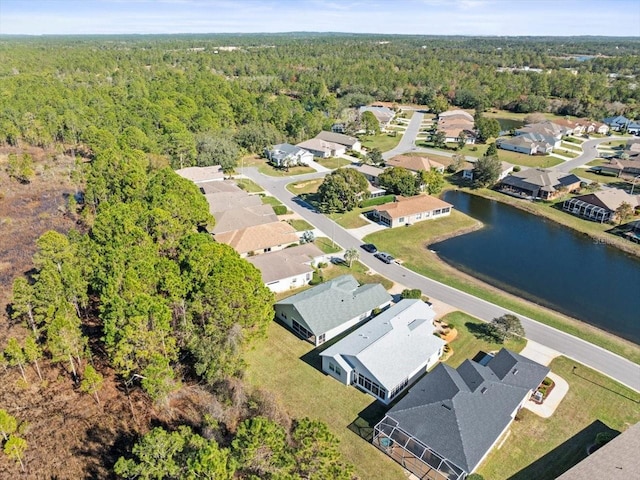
<box><xmin>440</xmin><ymin>312</ymin><xmax>526</xmax><ymax>368</ymax></box>
<box><xmin>570</xmin><ymin>168</ymin><xmax>632</xmax><ymax>187</ymax></box>
<box><xmin>314</xmin><ymin>236</ymin><xmax>342</xmax><ymax>254</ymax></box>
<box><xmin>360</xmin><ymin>133</ymin><xmax>403</xmax><ymax>152</ymax></box>
<box><xmin>477</xmin><ymin>356</ymin><xmax>640</xmax><ymax>480</ymax></box>
<box><xmin>599</xmin><ymin>140</ymin><xmax>627</xmax><ymax>149</ymax></box>
<box><xmin>235</xmin><ymin>177</ymin><xmax>264</xmax><ymax>193</ymax></box>
<box><xmin>555</xmin><ymin>149</ymin><xmax>580</xmax><ymax>159</ymax></box>
<box><xmin>316</xmin><ymin>157</ymin><xmax>352</xmax><ymax>170</ymax></box>
<box><xmin>244</xmin><ymin>321</ymin><xmax>406</xmax><ymax>480</ymax></box>
<box><xmin>329</xmin><ymin>207</ymin><xmax>371</xmax><ymax>229</ymax></box>
<box><xmin>286</xmin><ymin>178</ymin><xmax>323</xmax><ymax>195</ymax></box>
<box><xmin>241</xmin><ymin>155</ymin><xmax>315</xmax><ymax>176</ymax></box>
<box><xmin>286</xmin><ymin>218</ymin><xmax>314</xmax><ymax>231</ymax></box>
<box><xmin>364</xmin><ymin>202</ymin><xmax>640</xmax><ymax>363</ymax></box>
<box><xmin>498</xmin><ymin>151</ymin><xmax>563</xmax><ymax>167</ymax></box>
<box><xmin>563</xmin><ymin>136</ymin><xmax>585</xmax><ymax>145</ymax></box>
<box><xmin>321</xmin><ymin>260</ymin><xmax>394</xmax><ymax>290</ymax></box>
<box><xmin>260</xmin><ymin>194</ymin><xmax>283</xmax><ymax>207</ymax></box>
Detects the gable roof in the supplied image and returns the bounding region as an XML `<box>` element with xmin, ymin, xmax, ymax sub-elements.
<box><xmin>375</xmin><ymin>195</ymin><xmax>453</xmax><ymax>219</ymax></box>
<box><xmin>205</xmin><ymin>192</ymin><xmax>262</xmax><ymax>214</ymax></box>
<box><xmin>359</xmin><ymin>105</ymin><xmax>395</xmax><ymax>124</ymax></box>
<box><xmin>296</xmin><ymin>138</ymin><xmax>344</xmax><ymax>154</ymax></box>
<box><xmin>354</xmin><ymin>164</ymin><xmax>385</xmax><ymax>178</ymax></box>
<box><xmin>386</xmin><ymin>349</ymin><xmax>549</xmax><ymax>473</ymax></box>
<box><xmin>175</xmin><ymin>165</ymin><xmax>224</xmax><ymax>184</ymax></box>
<box><xmin>214</xmin><ymin>221</ymin><xmax>299</xmax><ymax>255</ymax></box>
<box><xmin>199</xmin><ymin>180</ymin><xmax>244</xmax><ymax>195</ymax></box>
<box><xmin>246</xmin><ymin>243</ymin><xmax>324</xmax><ymax>284</ymax></box>
<box><xmin>210</xmin><ymin>204</ymin><xmax>277</xmax><ymax>234</ymax></box>
<box><xmin>321</xmin><ymin>299</ymin><xmax>445</xmax><ymax>389</ymax></box>
<box><xmin>315</xmin><ymin>130</ymin><xmax>359</xmax><ymax>148</ymax></box>
<box><xmin>387</xmin><ymin>155</ymin><xmax>445</xmax><ymax>172</ymax></box>
<box><xmin>438</xmin><ymin>110</ymin><xmax>474</xmax><ymax>122</ymax></box>
<box><xmin>498</xmin><ymin>135</ymin><xmax>551</xmax><ymax>150</ymax></box>
<box><xmin>275</xmin><ymin>275</ymin><xmax>391</xmax><ymax>335</ymax></box>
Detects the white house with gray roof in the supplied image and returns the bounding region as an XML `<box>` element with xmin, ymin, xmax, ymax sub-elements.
<box><xmin>265</xmin><ymin>143</ymin><xmax>314</xmax><ymax>168</ymax></box>
<box><xmin>373</xmin><ymin>349</ymin><xmax>549</xmax><ymax>480</ymax></box>
<box><xmin>320</xmin><ymin>299</ymin><xmax>445</xmax><ymax>404</ymax></box>
<box><xmin>274</xmin><ymin>275</ymin><xmax>391</xmax><ymax>346</ymax></box>
<box><xmin>315</xmin><ymin>130</ymin><xmax>362</xmax><ymax>152</ymax></box>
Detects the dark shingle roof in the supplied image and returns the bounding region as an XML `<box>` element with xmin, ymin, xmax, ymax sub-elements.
<box><xmin>387</xmin><ymin>349</ymin><xmax>549</xmax><ymax>473</ymax></box>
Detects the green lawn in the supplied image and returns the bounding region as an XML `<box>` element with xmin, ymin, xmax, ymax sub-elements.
<box><xmin>314</xmin><ymin>236</ymin><xmax>342</xmax><ymax>254</ymax></box>
<box><xmin>563</xmin><ymin>137</ymin><xmax>585</xmax><ymax>145</ymax></box>
<box><xmin>441</xmin><ymin>312</ymin><xmax>526</xmax><ymax>368</ymax></box>
<box><xmin>599</xmin><ymin>140</ymin><xmax>627</xmax><ymax>149</ymax></box>
<box><xmin>236</xmin><ymin>178</ymin><xmax>264</xmax><ymax>193</ymax></box>
<box><xmin>364</xmin><ymin>203</ymin><xmax>640</xmax><ymax>363</ymax></box>
<box><xmin>287</xmin><ymin>178</ymin><xmax>324</xmax><ymax>195</ymax></box>
<box><xmin>242</xmin><ymin>155</ymin><xmax>315</xmax><ymax>176</ymax></box>
<box><xmin>316</xmin><ymin>157</ymin><xmax>352</xmax><ymax>170</ymax></box>
<box><xmin>555</xmin><ymin>149</ymin><xmax>580</xmax><ymax>159</ymax></box>
<box><xmin>321</xmin><ymin>260</ymin><xmax>394</xmax><ymax>290</ymax></box>
<box><xmin>287</xmin><ymin>218</ymin><xmax>314</xmax><ymax>231</ymax></box>
<box><xmin>478</xmin><ymin>356</ymin><xmax>640</xmax><ymax>480</ymax></box>
<box><xmin>329</xmin><ymin>207</ymin><xmax>371</xmax><ymax>229</ymax></box>
<box><xmin>570</xmin><ymin>168</ymin><xmax>633</xmax><ymax>187</ymax></box>
<box><xmin>244</xmin><ymin>321</ymin><xmax>405</xmax><ymax>480</ymax></box>
<box><xmin>360</xmin><ymin>133</ymin><xmax>403</xmax><ymax>152</ymax></box>
<box><xmin>260</xmin><ymin>195</ymin><xmax>283</xmax><ymax>207</ymax></box>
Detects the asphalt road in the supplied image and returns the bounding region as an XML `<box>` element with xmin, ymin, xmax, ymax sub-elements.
<box><xmin>553</xmin><ymin>137</ymin><xmax>617</xmax><ymax>172</ymax></box>
<box><xmin>242</xmin><ymin>167</ymin><xmax>640</xmax><ymax>392</ymax></box>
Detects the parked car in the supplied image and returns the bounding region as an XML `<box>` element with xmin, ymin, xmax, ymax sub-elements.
<box><xmin>374</xmin><ymin>252</ymin><xmax>395</xmax><ymax>264</ymax></box>
<box><xmin>360</xmin><ymin>243</ymin><xmax>377</xmax><ymax>253</ymax></box>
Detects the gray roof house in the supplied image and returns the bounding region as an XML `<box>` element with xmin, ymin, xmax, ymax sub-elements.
<box><xmin>563</xmin><ymin>189</ymin><xmax>640</xmax><ymax>223</ymax></box>
<box><xmin>274</xmin><ymin>275</ymin><xmax>391</xmax><ymax>346</ymax></box>
<box><xmin>265</xmin><ymin>143</ymin><xmax>314</xmax><ymax>168</ymax></box>
<box><xmin>315</xmin><ymin>130</ymin><xmax>362</xmax><ymax>152</ymax></box>
<box><xmin>498</xmin><ymin>168</ymin><xmax>581</xmax><ymax>200</ymax></box>
<box><xmin>210</xmin><ymin>204</ymin><xmax>277</xmax><ymax>234</ymax></box>
<box><xmin>175</xmin><ymin>165</ymin><xmax>225</xmax><ymax>184</ymax></box>
<box><xmin>199</xmin><ymin>180</ymin><xmax>244</xmax><ymax>195</ymax></box>
<box><xmin>246</xmin><ymin>243</ymin><xmax>326</xmax><ymax>293</ymax></box>
<box><xmin>373</xmin><ymin>349</ymin><xmax>549</xmax><ymax>480</ymax></box>
<box><xmin>320</xmin><ymin>299</ymin><xmax>446</xmax><ymax>404</ymax></box>
<box><xmin>359</xmin><ymin>105</ymin><xmax>395</xmax><ymax>129</ymax></box>
<box><xmin>204</xmin><ymin>191</ymin><xmax>262</xmax><ymax>214</ymax></box>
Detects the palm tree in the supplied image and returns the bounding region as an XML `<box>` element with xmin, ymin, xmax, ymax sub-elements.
<box><xmin>344</xmin><ymin>248</ymin><xmax>360</xmax><ymax>268</ymax></box>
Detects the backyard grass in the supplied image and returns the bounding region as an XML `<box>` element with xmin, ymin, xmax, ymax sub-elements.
<box><xmin>244</xmin><ymin>321</ymin><xmax>405</xmax><ymax>480</ymax></box>
<box><xmin>570</xmin><ymin>168</ymin><xmax>633</xmax><ymax>187</ymax></box>
<box><xmin>316</xmin><ymin>157</ymin><xmax>352</xmax><ymax>169</ymax></box>
<box><xmin>360</xmin><ymin>133</ymin><xmax>403</xmax><ymax>151</ymax></box>
<box><xmin>477</xmin><ymin>356</ymin><xmax>640</xmax><ymax>480</ymax></box>
<box><xmin>260</xmin><ymin>194</ymin><xmax>283</xmax><ymax>207</ymax></box>
<box><xmin>235</xmin><ymin>177</ymin><xmax>263</xmax><ymax>193</ymax></box>
<box><xmin>286</xmin><ymin>218</ymin><xmax>314</xmax><ymax>231</ymax></box>
<box><xmin>440</xmin><ymin>311</ymin><xmax>526</xmax><ymax>368</ymax></box>
<box><xmin>314</xmin><ymin>236</ymin><xmax>342</xmax><ymax>254</ymax></box>
<box><xmin>364</xmin><ymin>202</ymin><xmax>640</xmax><ymax>364</ymax></box>
<box><xmin>321</xmin><ymin>260</ymin><xmax>394</xmax><ymax>290</ymax></box>
<box><xmin>416</xmin><ymin>142</ymin><xmax>563</xmax><ymax>167</ymax></box>
<box><xmin>329</xmin><ymin>207</ymin><xmax>371</xmax><ymax>229</ymax></box>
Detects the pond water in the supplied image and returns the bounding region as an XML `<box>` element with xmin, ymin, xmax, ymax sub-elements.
<box><xmin>431</xmin><ymin>191</ymin><xmax>640</xmax><ymax>344</ymax></box>
<box><xmin>495</xmin><ymin>117</ymin><xmax>524</xmax><ymax>136</ymax></box>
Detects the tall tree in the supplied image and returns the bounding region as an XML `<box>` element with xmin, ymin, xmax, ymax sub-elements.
<box><xmin>344</xmin><ymin>248</ymin><xmax>360</xmax><ymax>268</ymax></box>
<box><xmin>23</xmin><ymin>335</ymin><xmax>43</xmax><ymax>381</ymax></box>
<box><xmin>11</xmin><ymin>278</ymin><xmax>38</xmax><ymax>337</ymax></box>
<box><xmin>0</xmin><ymin>409</ymin><xmax>17</xmax><ymax>441</ymax></box>
<box><xmin>80</xmin><ymin>364</ymin><xmax>104</xmax><ymax>406</ymax></box>
<box><xmin>361</xmin><ymin>110</ymin><xmax>380</xmax><ymax>135</ymax></box>
<box><xmin>195</xmin><ymin>132</ymin><xmax>241</xmax><ymax>172</ymax></box>
<box><xmin>3</xmin><ymin>435</ymin><xmax>27</xmax><ymax>472</ymax></box>
<box><xmin>46</xmin><ymin>301</ymin><xmax>86</xmax><ymax>380</ymax></box>
<box><xmin>489</xmin><ymin>314</ymin><xmax>525</xmax><ymax>342</ymax></box>
<box><xmin>417</xmin><ymin>169</ymin><xmax>445</xmax><ymax>195</ymax></box>
<box><xmin>4</xmin><ymin>338</ymin><xmax>27</xmax><ymax>382</ymax></box>
<box><xmin>472</xmin><ymin>147</ymin><xmax>502</xmax><ymax>188</ymax></box>
<box><xmin>316</xmin><ymin>168</ymin><xmax>369</xmax><ymax>213</ymax></box>
<box><xmin>378</xmin><ymin>166</ymin><xmax>419</xmax><ymax>197</ymax></box>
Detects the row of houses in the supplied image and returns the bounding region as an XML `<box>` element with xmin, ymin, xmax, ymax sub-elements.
<box><xmin>595</xmin><ymin>137</ymin><xmax>640</xmax><ymax>178</ymax></box>
<box><xmin>176</xmin><ymin>165</ymin><xmax>327</xmax><ymax>293</ymax></box>
<box><xmin>603</xmin><ymin>115</ymin><xmax>640</xmax><ymax>134</ymax></box>
<box><xmin>497</xmin><ymin>120</ymin><xmax>570</xmax><ymax>155</ymax></box>
<box><xmin>436</xmin><ymin>110</ymin><xmax>477</xmax><ymax>144</ymax></box>
<box><xmin>274</xmin><ymin>274</ymin><xmax>549</xmax><ymax>479</ymax></box>
<box><xmin>265</xmin><ymin>130</ymin><xmax>361</xmax><ymax>168</ymax></box>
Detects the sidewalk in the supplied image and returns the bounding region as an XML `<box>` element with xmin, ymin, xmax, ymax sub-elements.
<box><xmin>305</xmin><ymin>158</ymin><xmax>331</xmax><ymax>173</ymax></box>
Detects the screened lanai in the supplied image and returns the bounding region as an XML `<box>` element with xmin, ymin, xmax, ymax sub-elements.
<box><xmin>562</xmin><ymin>197</ymin><xmax>611</xmax><ymax>223</ymax></box>
<box><xmin>373</xmin><ymin>416</ymin><xmax>466</xmax><ymax>480</ymax></box>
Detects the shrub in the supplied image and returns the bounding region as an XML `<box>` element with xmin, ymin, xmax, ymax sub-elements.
<box><xmin>401</xmin><ymin>288</ymin><xmax>422</xmax><ymax>299</ymax></box>
<box><xmin>359</xmin><ymin>195</ymin><xmax>395</xmax><ymax>208</ymax></box>
<box><xmin>513</xmin><ymin>165</ymin><xmax>521</xmax><ymax>172</ymax></box>
<box><xmin>273</xmin><ymin>205</ymin><xmax>287</xmax><ymax>215</ymax></box>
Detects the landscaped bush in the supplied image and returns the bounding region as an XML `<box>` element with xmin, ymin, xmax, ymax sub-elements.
<box><xmin>401</xmin><ymin>288</ymin><xmax>422</xmax><ymax>299</ymax></box>
<box><xmin>359</xmin><ymin>194</ymin><xmax>395</xmax><ymax>208</ymax></box>
<box><xmin>513</xmin><ymin>165</ymin><xmax>521</xmax><ymax>172</ymax></box>
<box><xmin>273</xmin><ymin>205</ymin><xmax>287</xmax><ymax>215</ymax></box>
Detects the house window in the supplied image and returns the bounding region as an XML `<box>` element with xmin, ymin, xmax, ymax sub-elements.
<box><xmin>335</xmin><ymin>366</ymin><xmax>341</xmax><ymax>375</ymax></box>
<box><xmin>318</xmin><ymin>333</ymin><xmax>326</xmax><ymax>344</ymax></box>
<box><xmin>264</xmin><ymin>247</ymin><xmax>272</xmax><ymax>253</ymax></box>
<box><xmin>434</xmin><ymin>209</ymin><xmax>441</xmax><ymax>215</ymax></box>
<box><xmin>329</xmin><ymin>363</ymin><xmax>335</xmax><ymax>372</ymax></box>
<box><xmin>398</xmin><ymin>217</ymin><xmax>405</xmax><ymax>223</ymax></box>
<box><xmin>415</xmin><ymin>213</ymin><xmax>422</xmax><ymax>220</ymax></box>
<box><xmin>443</xmin><ymin>207</ymin><xmax>450</xmax><ymax>213</ymax></box>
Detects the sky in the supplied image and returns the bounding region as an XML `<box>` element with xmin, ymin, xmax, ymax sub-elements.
<box><xmin>0</xmin><ymin>0</ymin><xmax>639</xmax><ymax>37</ymax></box>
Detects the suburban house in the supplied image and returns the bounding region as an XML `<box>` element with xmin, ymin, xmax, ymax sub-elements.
<box><xmin>320</xmin><ymin>299</ymin><xmax>446</xmax><ymax>404</ymax></box>
<box><xmin>496</xmin><ymin>135</ymin><xmax>553</xmax><ymax>155</ymax></box>
<box><xmin>595</xmin><ymin>157</ymin><xmax>640</xmax><ymax>178</ymax></box>
<box><xmin>603</xmin><ymin>115</ymin><xmax>640</xmax><ymax>134</ymax></box>
<box><xmin>265</xmin><ymin>143</ymin><xmax>314</xmax><ymax>168</ymax></box>
<box><xmin>204</xmin><ymin>191</ymin><xmax>262</xmax><ymax>214</ymax></box>
<box><xmin>497</xmin><ymin>168</ymin><xmax>581</xmax><ymax>200</ymax></box>
<box><xmin>386</xmin><ymin>155</ymin><xmax>445</xmax><ymax>173</ymax></box>
<box><xmin>359</xmin><ymin>105</ymin><xmax>396</xmax><ymax>130</ymax></box>
<box><xmin>175</xmin><ymin>165</ymin><xmax>225</xmax><ymax>184</ymax></box>
<box><xmin>315</xmin><ymin>130</ymin><xmax>362</xmax><ymax>152</ymax></box>
<box><xmin>563</xmin><ymin>189</ymin><xmax>640</xmax><ymax>223</ymax></box>
<box><xmin>351</xmin><ymin>164</ymin><xmax>388</xmax><ymax>198</ymax></box>
<box><xmin>437</xmin><ymin>110</ymin><xmax>476</xmax><ymax>144</ymax></box>
<box><xmin>296</xmin><ymin>138</ymin><xmax>346</xmax><ymax>158</ymax></box>
<box><xmin>213</xmin><ymin>221</ymin><xmax>299</xmax><ymax>258</ymax></box>
<box><xmin>463</xmin><ymin>161</ymin><xmax>514</xmax><ymax>181</ymax></box>
<box><xmin>373</xmin><ymin>349</ymin><xmax>549</xmax><ymax>480</ymax></box>
<box><xmin>514</xmin><ymin>121</ymin><xmax>569</xmax><ymax>149</ymax></box>
<box><xmin>274</xmin><ymin>275</ymin><xmax>391</xmax><ymax>346</ymax></box>
<box><xmin>557</xmin><ymin>422</ymin><xmax>640</xmax><ymax>480</ymax></box>
<box><xmin>199</xmin><ymin>179</ymin><xmax>244</xmax><ymax>195</ymax></box>
<box><xmin>210</xmin><ymin>204</ymin><xmax>278</xmax><ymax>234</ymax></box>
<box><xmin>246</xmin><ymin>243</ymin><xmax>325</xmax><ymax>293</ymax></box>
<box><xmin>372</xmin><ymin>195</ymin><xmax>453</xmax><ymax>227</ymax></box>
<box><xmin>569</xmin><ymin>118</ymin><xmax>609</xmax><ymax>135</ymax></box>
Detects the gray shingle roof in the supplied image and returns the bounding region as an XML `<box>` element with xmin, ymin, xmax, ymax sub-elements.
<box><xmin>315</xmin><ymin>130</ymin><xmax>359</xmax><ymax>148</ymax></box>
<box><xmin>386</xmin><ymin>349</ymin><xmax>549</xmax><ymax>473</ymax></box>
<box><xmin>246</xmin><ymin>243</ymin><xmax>324</xmax><ymax>284</ymax></box>
<box><xmin>320</xmin><ymin>299</ymin><xmax>445</xmax><ymax>390</ymax></box>
<box><xmin>500</xmin><ymin>168</ymin><xmax>581</xmax><ymax>194</ymax></box>
<box><xmin>275</xmin><ymin>275</ymin><xmax>391</xmax><ymax>336</ymax></box>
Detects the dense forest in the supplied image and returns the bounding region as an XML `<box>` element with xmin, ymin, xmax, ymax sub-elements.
<box><xmin>1</xmin><ymin>33</ymin><xmax>640</xmax><ymax>478</ymax></box>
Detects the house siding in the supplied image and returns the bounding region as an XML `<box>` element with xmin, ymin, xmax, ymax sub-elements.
<box><xmin>265</xmin><ymin>271</ymin><xmax>312</xmax><ymax>293</ymax></box>
<box><xmin>380</xmin><ymin>207</ymin><xmax>452</xmax><ymax>227</ymax></box>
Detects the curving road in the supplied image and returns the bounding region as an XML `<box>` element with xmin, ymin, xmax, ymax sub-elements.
<box><xmin>242</xmin><ymin>167</ymin><xmax>640</xmax><ymax>392</ymax></box>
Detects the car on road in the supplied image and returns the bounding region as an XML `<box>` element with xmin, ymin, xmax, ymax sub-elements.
<box><xmin>360</xmin><ymin>243</ymin><xmax>377</xmax><ymax>253</ymax></box>
<box><xmin>374</xmin><ymin>252</ymin><xmax>395</xmax><ymax>264</ymax></box>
